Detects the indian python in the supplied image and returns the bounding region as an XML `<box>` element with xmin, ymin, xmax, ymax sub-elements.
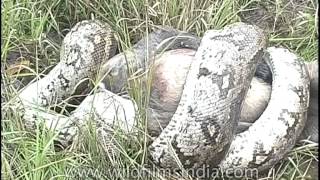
<box><xmin>9</xmin><ymin>20</ymin><xmax>313</xmax><ymax>176</ymax></box>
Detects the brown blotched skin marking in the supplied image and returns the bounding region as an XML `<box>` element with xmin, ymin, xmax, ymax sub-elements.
<box><xmin>149</xmin><ymin>23</ymin><xmax>268</xmax><ymax>171</ymax></box>
<box><xmin>219</xmin><ymin>47</ymin><xmax>310</xmax><ymax>173</ymax></box>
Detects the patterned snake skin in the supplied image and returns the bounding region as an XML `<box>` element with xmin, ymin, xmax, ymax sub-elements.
<box><xmin>149</xmin><ymin>23</ymin><xmax>267</xmax><ymax>170</ymax></box>
<box><xmin>13</xmin><ymin>20</ymin><xmax>310</xmax><ymax>175</ymax></box>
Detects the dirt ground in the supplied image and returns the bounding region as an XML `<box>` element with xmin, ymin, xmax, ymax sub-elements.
<box><xmin>239</xmin><ymin>0</ymin><xmax>316</xmax><ymax>35</ymax></box>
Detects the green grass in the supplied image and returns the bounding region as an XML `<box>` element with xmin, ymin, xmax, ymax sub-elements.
<box><xmin>1</xmin><ymin>0</ymin><xmax>318</xmax><ymax>179</ymax></box>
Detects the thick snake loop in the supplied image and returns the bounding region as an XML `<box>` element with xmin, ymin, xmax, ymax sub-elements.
<box><xmin>219</xmin><ymin>47</ymin><xmax>310</xmax><ymax>172</ymax></box>
<box><xmin>149</xmin><ymin>23</ymin><xmax>267</xmax><ymax>170</ymax></box>
<box><xmin>16</xmin><ymin>20</ymin><xmax>119</xmax><ymax>146</ymax></box>
<box><xmin>19</xmin><ymin>20</ymin><xmax>116</xmax><ymax>107</ymax></box>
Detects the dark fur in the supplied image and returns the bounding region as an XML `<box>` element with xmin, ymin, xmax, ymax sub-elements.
<box><xmin>255</xmin><ymin>59</ymin><xmax>272</xmax><ymax>84</ymax></box>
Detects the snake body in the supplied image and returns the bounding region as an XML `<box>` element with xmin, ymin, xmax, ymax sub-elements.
<box><xmin>149</xmin><ymin>23</ymin><xmax>267</xmax><ymax>170</ymax></box>
<box><xmin>13</xmin><ymin>20</ymin><xmax>311</xmax><ymax>175</ymax></box>
<box><xmin>219</xmin><ymin>47</ymin><xmax>310</xmax><ymax>172</ymax></box>
<box><xmin>18</xmin><ymin>21</ymin><xmax>116</xmax><ymax>107</ymax></box>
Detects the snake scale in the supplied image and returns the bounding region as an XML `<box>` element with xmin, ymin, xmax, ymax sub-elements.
<box><xmin>13</xmin><ymin>20</ymin><xmax>311</xmax><ymax>176</ymax></box>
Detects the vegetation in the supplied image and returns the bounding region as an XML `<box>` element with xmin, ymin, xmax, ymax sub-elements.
<box><xmin>1</xmin><ymin>0</ymin><xmax>318</xmax><ymax>179</ymax></box>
